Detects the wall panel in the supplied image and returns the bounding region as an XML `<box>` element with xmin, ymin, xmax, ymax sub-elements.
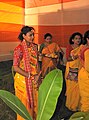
<box><xmin>25</xmin><ymin>0</ymin><xmax>89</xmax><ymax>47</ymax></box>
<box><xmin>0</xmin><ymin>1</ymin><xmax>24</xmax><ymax>61</ymax></box>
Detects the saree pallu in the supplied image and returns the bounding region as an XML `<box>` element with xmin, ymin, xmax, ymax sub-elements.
<box><xmin>78</xmin><ymin>67</ymin><xmax>89</xmax><ymax>112</ymax></box>
<box><xmin>42</xmin><ymin>42</ymin><xmax>60</xmax><ymax>78</ymax></box>
<box><xmin>14</xmin><ymin>73</ymin><xmax>38</xmax><ymax>120</ymax></box>
<box><xmin>14</xmin><ymin>46</ymin><xmax>38</xmax><ymax>120</ymax></box>
<box><xmin>78</xmin><ymin>48</ymin><xmax>89</xmax><ymax>112</ymax></box>
<box><xmin>42</xmin><ymin>57</ymin><xmax>57</xmax><ymax>78</ymax></box>
<box><xmin>65</xmin><ymin>46</ymin><xmax>82</xmax><ymax>111</ymax></box>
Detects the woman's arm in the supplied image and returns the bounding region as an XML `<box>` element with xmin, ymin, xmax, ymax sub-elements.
<box><xmin>13</xmin><ymin>66</ymin><xmax>29</xmax><ymax>77</ymax></box>
<box><xmin>84</xmin><ymin>50</ymin><xmax>89</xmax><ymax>72</ymax></box>
<box><xmin>13</xmin><ymin>45</ymin><xmax>29</xmax><ymax>78</ymax></box>
<box><xmin>66</xmin><ymin>45</ymin><xmax>73</xmax><ymax>61</ymax></box>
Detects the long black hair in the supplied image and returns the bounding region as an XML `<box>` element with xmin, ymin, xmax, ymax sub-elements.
<box><xmin>44</xmin><ymin>33</ymin><xmax>52</xmax><ymax>39</ymax></box>
<box><xmin>69</xmin><ymin>32</ymin><xmax>83</xmax><ymax>45</ymax></box>
<box><xmin>18</xmin><ymin>26</ymin><xmax>34</xmax><ymax>41</ymax></box>
<box><xmin>83</xmin><ymin>30</ymin><xmax>89</xmax><ymax>45</ymax></box>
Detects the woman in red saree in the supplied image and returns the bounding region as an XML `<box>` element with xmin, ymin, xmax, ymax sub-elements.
<box><xmin>13</xmin><ymin>26</ymin><xmax>39</xmax><ymax>120</ymax></box>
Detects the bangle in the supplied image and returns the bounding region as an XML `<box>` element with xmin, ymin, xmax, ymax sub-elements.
<box><xmin>71</xmin><ymin>56</ymin><xmax>74</xmax><ymax>60</ymax></box>
<box><xmin>28</xmin><ymin>73</ymin><xmax>30</xmax><ymax>79</ymax></box>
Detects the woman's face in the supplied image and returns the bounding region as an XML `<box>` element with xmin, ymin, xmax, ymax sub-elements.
<box><xmin>23</xmin><ymin>30</ymin><xmax>34</xmax><ymax>43</ymax></box>
<box><xmin>45</xmin><ymin>36</ymin><xmax>52</xmax><ymax>44</ymax></box>
<box><xmin>72</xmin><ymin>35</ymin><xmax>81</xmax><ymax>45</ymax></box>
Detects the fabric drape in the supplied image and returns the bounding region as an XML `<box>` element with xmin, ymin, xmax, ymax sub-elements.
<box><xmin>41</xmin><ymin>42</ymin><xmax>60</xmax><ymax>78</ymax></box>
<box><xmin>65</xmin><ymin>46</ymin><xmax>82</xmax><ymax>111</ymax></box>
<box><xmin>78</xmin><ymin>46</ymin><xmax>89</xmax><ymax>112</ymax></box>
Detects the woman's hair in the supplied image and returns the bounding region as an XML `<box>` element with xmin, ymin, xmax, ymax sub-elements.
<box><xmin>18</xmin><ymin>26</ymin><xmax>35</xmax><ymax>41</ymax></box>
<box><xmin>69</xmin><ymin>32</ymin><xmax>83</xmax><ymax>45</ymax></box>
<box><xmin>44</xmin><ymin>33</ymin><xmax>52</xmax><ymax>39</ymax></box>
<box><xmin>83</xmin><ymin>30</ymin><xmax>89</xmax><ymax>45</ymax></box>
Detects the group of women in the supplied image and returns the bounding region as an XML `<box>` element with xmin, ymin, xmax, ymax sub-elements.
<box><xmin>13</xmin><ymin>25</ymin><xmax>89</xmax><ymax>120</ymax></box>
<box><xmin>65</xmin><ymin>30</ymin><xmax>89</xmax><ymax>113</ymax></box>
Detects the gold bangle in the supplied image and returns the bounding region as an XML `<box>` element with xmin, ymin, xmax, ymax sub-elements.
<box><xmin>71</xmin><ymin>56</ymin><xmax>74</xmax><ymax>60</ymax></box>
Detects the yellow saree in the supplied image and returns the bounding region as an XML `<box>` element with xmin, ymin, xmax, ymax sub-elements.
<box><xmin>65</xmin><ymin>46</ymin><xmax>82</xmax><ymax>111</ymax></box>
<box><xmin>13</xmin><ymin>44</ymin><xmax>38</xmax><ymax>120</ymax></box>
<box><xmin>78</xmin><ymin>46</ymin><xmax>89</xmax><ymax>112</ymax></box>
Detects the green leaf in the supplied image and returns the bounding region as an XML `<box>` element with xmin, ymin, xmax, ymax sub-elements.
<box><xmin>69</xmin><ymin>112</ymin><xmax>89</xmax><ymax>120</ymax></box>
<box><xmin>0</xmin><ymin>90</ymin><xmax>32</xmax><ymax>120</ymax></box>
<box><xmin>37</xmin><ymin>69</ymin><xmax>63</xmax><ymax>120</ymax></box>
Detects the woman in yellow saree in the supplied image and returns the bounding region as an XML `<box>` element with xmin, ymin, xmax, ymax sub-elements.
<box><xmin>40</xmin><ymin>33</ymin><xmax>63</xmax><ymax>78</ymax></box>
<box><xmin>13</xmin><ymin>26</ymin><xmax>39</xmax><ymax>120</ymax></box>
<box><xmin>78</xmin><ymin>30</ymin><xmax>89</xmax><ymax>112</ymax></box>
<box><xmin>65</xmin><ymin>32</ymin><xmax>83</xmax><ymax>111</ymax></box>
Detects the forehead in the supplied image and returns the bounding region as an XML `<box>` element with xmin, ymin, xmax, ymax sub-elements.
<box><xmin>74</xmin><ymin>35</ymin><xmax>81</xmax><ymax>38</ymax></box>
<box><xmin>46</xmin><ymin>36</ymin><xmax>52</xmax><ymax>39</ymax></box>
<box><xmin>26</xmin><ymin>31</ymin><xmax>33</xmax><ymax>34</ymax></box>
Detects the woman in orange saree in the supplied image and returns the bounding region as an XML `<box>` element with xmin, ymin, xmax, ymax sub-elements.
<box><xmin>65</xmin><ymin>32</ymin><xmax>83</xmax><ymax>111</ymax></box>
<box><xmin>13</xmin><ymin>26</ymin><xmax>39</xmax><ymax>120</ymax></box>
<box><xmin>78</xmin><ymin>30</ymin><xmax>89</xmax><ymax>112</ymax></box>
<box><xmin>40</xmin><ymin>33</ymin><xmax>63</xmax><ymax>78</ymax></box>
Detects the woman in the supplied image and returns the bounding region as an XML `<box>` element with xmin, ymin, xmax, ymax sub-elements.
<box><xmin>65</xmin><ymin>32</ymin><xmax>83</xmax><ymax>111</ymax></box>
<box><xmin>78</xmin><ymin>30</ymin><xmax>89</xmax><ymax>112</ymax></box>
<box><xmin>40</xmin><ymin>33</ymin><xmax>63</xmax><ymax>78</ymax></box>
<box><xmin>13</xmin><ymin>26</ymin><xmax>39</xmax><ymax>120</ymax></box>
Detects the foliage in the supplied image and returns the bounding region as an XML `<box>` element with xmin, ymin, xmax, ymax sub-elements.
<box><xmin>69</xmin><ymin>111</ymin><xmax>89</xmax><ymax>120</ymax></box>
<box><xmin>0</xmin><ymin>90</ymin><xmax>32</xmax><ymax>120</ymax></box>
<box><xmin>37</xmin><ymin>69</ymin><xmax>63</xmax><ymax>120</ymax></box>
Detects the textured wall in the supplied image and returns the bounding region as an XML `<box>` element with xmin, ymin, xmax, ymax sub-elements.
<box><xmin>25</xmin><ymin>0</ymin><xmax>89</xmax><ymax>46</ymax></box>
<box><xmin>0</xmin><ymin>0</ymin><xmax>24</xmax><ymax>61</ymax></box>
<box><xmin>0</xmin><ymin>0</ymin><xmax>89</xmax><ymax>61</ymax></box>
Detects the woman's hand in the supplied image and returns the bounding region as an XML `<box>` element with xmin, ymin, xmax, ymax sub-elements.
<box><xmin>13</xmin><ymin>65</ymin><xmax>29</xmax><ymax>78</ymax></box>
<box><xmin>34</xmin><ymin>71</ymin><xmax>42</xmax><ymax>89</ymax></box>
<box><xmin>71</xmin><ymin>52</ymin><xmax>78</xmax><ymax>60</ymax></box>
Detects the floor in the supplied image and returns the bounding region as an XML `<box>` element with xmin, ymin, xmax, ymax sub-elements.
<box><xmin>0</xmin><ymin>60</ymin><xmax>16</xmax><ymax>120</ymax></box>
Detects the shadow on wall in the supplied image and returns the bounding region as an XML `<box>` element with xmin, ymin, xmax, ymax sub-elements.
<box><xmin>37</xmin><ymin>6</ymin><xmax>89</xmax><ymax>47</ymax></box>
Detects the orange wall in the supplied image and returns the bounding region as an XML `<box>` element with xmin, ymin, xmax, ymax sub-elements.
<box><xmin>0</xmin><ymin>23</ymin><xmax>24</xmax><ymax>42</ymax></box>
<box><xmin>25</xmin><ymin>0</ymin><xmax>77</xmax><ymax>8</ymax></box>
<box><xmin>0</xmin><ymin>0</ymin><xmax>89</xmax><ymax>61</ymax></box>
<box><xmin>33</xmin><ymin>25</ymin><xmax>89</xmax><ymax>47</ymax></box>
<box><xmin>0</xmin><ymin>0</ymin><xmax>24</xmax><ymax>42</ymax></box>
<box><xmin>0</xmin><ymin>0</ymin><xmax>89</xmax><ymax>45</ymax></box>
<box><xmin>25</xmin><ymin>0</ymin><xmax>89</xmax><ymax>47</ymax></box>
<box><xmin>0</xmin><ymin>0</ymin><xmax>24</xmax><ymax>58</ymax></box>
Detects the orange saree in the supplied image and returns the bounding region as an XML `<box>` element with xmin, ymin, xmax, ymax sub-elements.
<box><xmin>41</xmin><ymin>42</ymin><xmax>60</xmax><ymax>78</ymax></box>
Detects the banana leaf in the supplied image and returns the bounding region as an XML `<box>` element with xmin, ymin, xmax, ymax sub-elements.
<box><xmin>37</xmin><ymin>69</ymin><xmax>63</xmax><ymax>120</ymax></box>
<box><xmin>0</xmin><ymin>90</ymin><xmax>32</xmax><ymax>120</ymax></box>
<box><xmin>69</xmin><ymin>112</ymin><xmax>89</xmax><ymax>120</ymax></box>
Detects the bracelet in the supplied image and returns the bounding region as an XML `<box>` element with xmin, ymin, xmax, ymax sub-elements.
<box><xmin>28</xmin><ymin>72</ymin><xmax>30</xmax><ymax>79</ymax></box>
<box><xmin>71</xmin><ymin>56</ymin><xmax>74</xmax><ymax>60</ymax></box>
